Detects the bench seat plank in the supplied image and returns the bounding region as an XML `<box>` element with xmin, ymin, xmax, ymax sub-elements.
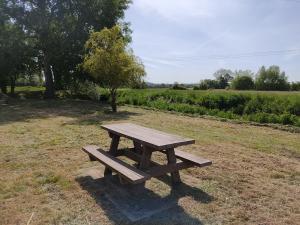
<box><xmin>175</xmin><ymin>149</ymin><xmax>212</xmax><ymax>167</ymax></box>
<box><xmin>82</xmin><ymin>145</ymin><xmax>150</xmax><ymax>184</ymax></box>
<box><xmin>118</xmin><ymin>148</ymin><xmax>212</xmax><ymax>170</ymax></box>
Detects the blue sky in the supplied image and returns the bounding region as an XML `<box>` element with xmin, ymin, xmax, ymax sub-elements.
<box><xmin>125</xmin><ymin>0</ymin><xmax>300</xmax><ymax>83</ymax></box>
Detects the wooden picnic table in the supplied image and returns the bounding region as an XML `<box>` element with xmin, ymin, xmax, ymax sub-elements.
<box><xmin>82</xmin><ymin>123</ymin><xmax>212</xmax><ymax>185</ymax></box>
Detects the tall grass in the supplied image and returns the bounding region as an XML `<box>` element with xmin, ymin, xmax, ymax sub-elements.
<box><xmin>116</xmin><ymin>89</ymin><xmax>300</xmax><ymax>127</ymax></box>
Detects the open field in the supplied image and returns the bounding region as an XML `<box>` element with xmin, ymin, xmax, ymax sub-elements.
<box><xmin>0</xmin><ymin>99</ymin><xmax>299</xmax><ymax>225</ymax></box>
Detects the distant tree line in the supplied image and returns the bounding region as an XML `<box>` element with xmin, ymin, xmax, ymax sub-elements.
<box><xmin>194</xmin><ymin>66</ymin><xmax>300</xmax><ymax>91</ymax></box>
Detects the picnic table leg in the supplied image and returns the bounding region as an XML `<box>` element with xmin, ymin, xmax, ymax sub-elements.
<box><xmin>166</xmin><ymin>148</ymin><xmax>181</xmax><ymax>185</ymax></box>
<box><xmin>139</xmin><ymin>145</ymin><xmax>153</xmax><ymax>170</ymax></box>
<box><xmin>133</xmin><ymin>141</ymin><xmax>142</xmax><ymax>167</ymax></box>
<box><xmin>133</xmin><ymin>141</ymin><xmax>142</xmax><ymax>154</ymax></box>
<box><xmin>134</xmin><ymin>145</ymin><xmax>152</xmax><ymax>189</ymax></box>
<box><xmin>104</xmin><ymin>133</ymin><xmax>120</xmax><ymax>176</ymax></box>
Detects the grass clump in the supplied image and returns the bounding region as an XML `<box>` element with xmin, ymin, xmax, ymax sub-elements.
<box><xmin>36</xmin><ymin>173</ymin><xmax>72</xmax><ymax>190</ymax></box>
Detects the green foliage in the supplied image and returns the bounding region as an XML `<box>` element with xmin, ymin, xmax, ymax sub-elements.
<box><xmin>213</xmin><ymin>68</ymin><xmax>233</xmax><ymax>89</ymax></box>
<box><xmin>115</xmin><ymin>89</ymin><xmax>300</xmax><ymax>127</ymax></box>
<box><xmin>0</xmin><ymin>17</ymin><xmax>35</xmax><ymax>94</ymax></box>
<box><xmin>172</xmin><ymin>82</ymin><xmax>187</xmax><ymax>90</ymax></box>
<box><xmin>68</xmin><ymin>80</ymin><xmax>102</xmax><ymax>101</ymax></box>
<box><xmin>82</xmin><ymin>26</ymin><xmax>145</xmax><ymax>112</ymax></box>
<box><xmin>290</xmin><ymin>82</ymin><xmax>300</xmax><ymax>91</ymax></box>
<box><xmin>16</xmin><ymin>74</ymin><xmax>44</xmax><ymax>87</ymax></box>
<box><xmin>255</xmin><ymin>66</ymin><xmax>290</xmax><ymax>91</ymax></box>
<box><xmin>5</xmin><ymin>0</ymin><xmax>132</xmax><ymax>98</ymax></box>
<box><xmin>231</xmin><ymin>75</ymin><xmax>255</xmax><ymax>90</ymax></box>
<box><xmin>130</xmin><ymin>79</ymin><xmax>147</xmax><ymax>89</ymax></box>
<box><xmin>198</xmin><ymin>79</ymin><xmax>220</xmax><ymax>90</ymax></box>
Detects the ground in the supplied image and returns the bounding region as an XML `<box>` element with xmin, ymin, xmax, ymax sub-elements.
<box><xmin>0</xmin><ymin>99</ymin><xmax>299</xmax><ymax>225</ymax></box>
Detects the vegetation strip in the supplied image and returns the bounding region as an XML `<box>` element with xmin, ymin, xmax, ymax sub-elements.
<box><xmin>115</xmin><ymin>89</ymin><xmax>300</xmax><ymax>127</ymax></box>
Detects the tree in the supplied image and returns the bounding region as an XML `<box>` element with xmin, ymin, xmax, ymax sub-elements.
<box><xmin>290</xmin><ymin>82</ymin><xmax>300</xmax><ymax>91</ymax></box>
<box><xmin>213</xmin><ymin>68</ymin><xmax>233</xmax><ymax>89</ymax></box>
<box><xmin>255</xmin><ymin>66</ymin><xmax>290</xmax><ymax>91</ymax></box>
<box><xmin>0</xmin><ymin>5</ymin><xmax>35</xmax><ymax>95</ymax></box>
<box><xmin>131</xmin><ymin>79</ymin><xmax>146</xmax><ymax>89</ymax></box>
<box><xmin>7</xmin><ymin>0</ymin><xmax>132</xmax><ymax>98</ymax></box>
<box><xmin>231</xmin><ymin>75</ymin><xmax>254</xmax><ymax>90</ymax></box>
<box><xmin>198</xmin><ymin>79</ymin><xmax>219</xmax><ymax>90</ymax></box>
<box><xmin>172</xmin><ymin>82</ymin><xmax>187</xmax><ymax>90</ymax></box>
<box><xmin>230</xmin><ymin>70</ymin><xmax>255</xmax><ymax>90</ymax></box>
<box><xmin>82</xmin><ymin>26</ymin><xmax>145</xmax><ymax>112</ymax></box>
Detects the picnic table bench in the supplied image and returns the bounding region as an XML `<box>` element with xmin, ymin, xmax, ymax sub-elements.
<box><xmin>82</xmin><ymin>123</ymin><xmax>212</xmax><ymax>185</ymax></box>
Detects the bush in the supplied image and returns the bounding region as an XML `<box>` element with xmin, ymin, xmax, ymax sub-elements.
<box><xmin>290</xmin><ymin>82</ymin><xmax>300</xmax><ymax>91</ymax></box>
<box><xmin>231</xmin><ymin>75</ymin><xmax>255</xmax><ymax>90</ymax></box>
<box><xmin>171</xmin><ymin>83</ymin><xmax>187</xmax><ymax>90</ymax></box>
<box><xmin>69</xmin><ymin>80</ymin><xmax>101</xmax><ymax>100</ymax></box>
<box><xmin>198</xmin><ymin>79</ymin><xmax>219</xmax><ymax>90</ymax></box>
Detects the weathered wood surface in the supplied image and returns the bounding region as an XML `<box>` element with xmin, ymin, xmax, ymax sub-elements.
<box><xmin>104</xmin><ymin>133</ymin><xmax>120</xmax><ymax>176</ymax></box>
<box><xmin>175</xmin><ymin>149</ymin><xmax>212</xmax><ymax>167</ymax></box>
<box><xmin>166</xmin><ymin>148</ymin><xmax>181</xmax><ymax>184</ymax></box>
<box><xmin>101</xmin><ymin>123</ymin><xmax>195</xmax><ymax>150</ymax></box>
<box><xmin>82</xmin><ymin>123</ymin><xmax>212</xmax><ymax>186</ymax></box>
<box><xmin>116</xmin><ymin>148</ymin><xmax>202</xmax><ymax>178</ymax></box>
<box><xmin>146</xmin><ymin>161</ymin><xmax>192</xmax><ymax>177</ymax></box>
<box><xmin>117</xmin><ymin>147</ymin><xmax>212</xmax><ymax>171</ymax></box>
<box><xmin>82</xmin><ymin>145</ymin><xmax>150</xmax><ymax>184</ymax></box>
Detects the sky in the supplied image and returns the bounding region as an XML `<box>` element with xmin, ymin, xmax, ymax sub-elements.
<box><xmin>125</xmin><ymin>0</ymin><xmax>300</xmax><ymax>83</ymax></box>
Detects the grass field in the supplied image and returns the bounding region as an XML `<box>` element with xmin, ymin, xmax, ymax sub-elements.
<box><xmin>0</xmin><ymin>98</ymin><xmax>299</xmax><ymax>225</ymax></box>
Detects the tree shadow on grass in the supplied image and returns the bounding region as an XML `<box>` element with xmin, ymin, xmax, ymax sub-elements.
<box><xmin>0</xmin><ymin>99</ymin><xmax>141</xmax><ymax>126</ymax></box>
<box><xmin>76</xmin><ymin>173</ymin><xmax>213</xmax><ymax>224</ymax></box>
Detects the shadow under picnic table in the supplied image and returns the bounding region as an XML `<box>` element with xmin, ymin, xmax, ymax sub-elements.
<box><xmin>76</xmin><ymin>172</ymin><xmax>213</xmax><ymax>224</ymax></box>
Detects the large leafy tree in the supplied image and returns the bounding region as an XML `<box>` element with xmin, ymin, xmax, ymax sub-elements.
<box><xmin>0</xmin><ymin>0</ymin><xmax>9</xmax><ymax>93</ymax></box>
<box><xmin>0</xmin><ymin>2</ymin><xmax>34</xmax><ymax>94</ymax></box>
<box><xmin>6</xmin><ymin>0</ymin><xmax>131</xmax><ymax>98</ymax></box>
<box><xmin>82</xmin><ymin>26</ymin><xmax>145</xmax><ymax>112</ymax></box>
<box><xmin>255</xmin><ymin>65</ymin><xmax>290</xmax><ymax>91</ymax></box>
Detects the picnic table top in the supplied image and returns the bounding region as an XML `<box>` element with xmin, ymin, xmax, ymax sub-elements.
<box><xmin>101</xmin><ymin>123</ymin><xmax>195</xmax><ymax>150</ymax></box>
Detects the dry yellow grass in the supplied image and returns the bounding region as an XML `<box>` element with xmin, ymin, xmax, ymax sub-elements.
<box><xmin>0</xmin><ymin>99</ymin><xmax>299</xmax><ymax>225</ymax></box>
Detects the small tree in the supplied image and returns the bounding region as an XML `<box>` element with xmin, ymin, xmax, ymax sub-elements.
<box><xmin>172</xmin><ymin>82</ymin><xmax>186</xmax><ymax>90</ymax></box>
<box><xmin>231</xmin><ymin>76</ymin><xmax>255</xmax><ymax>90</ymax></box>
<box><xmin>213</xmin><ymin>68</ymin><xmax>233</xmax><ymax>89</ymax></box>
<box><xmin>82</xmin><ymin>26</ymin><xmax>145</xmax><ymax>112</ymax></box>
<box><xmin>231</xmin><ymin>70</ymin><xmax>255</xmax><ymax>90</ymax></box>
<box><xmin>198</xmin><ymin>79</ymin><xmax>219</xmax><ymax>90</ymax></box>
<box><xmin>290</xmin><ymin>82</ymin><xmax>300</xmax><ymax>91</ymax></box>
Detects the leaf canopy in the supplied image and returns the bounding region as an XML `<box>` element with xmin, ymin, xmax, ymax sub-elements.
<box><xmin>82</xmin><ymin>26</ymin><xmax>145</xmax><ymax>90</ymax></box>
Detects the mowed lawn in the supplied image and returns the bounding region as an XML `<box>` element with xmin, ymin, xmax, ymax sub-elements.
<box><xmin>0</xmin><ymin>99</ymin><xmax>299</xmax><ymax>225</ymax></box>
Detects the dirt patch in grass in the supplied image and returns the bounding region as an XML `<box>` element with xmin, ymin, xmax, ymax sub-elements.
<box><xmin>0</xmin><ymin>99</ymin><xmax>299</xmax><ymax>225</ymax></box>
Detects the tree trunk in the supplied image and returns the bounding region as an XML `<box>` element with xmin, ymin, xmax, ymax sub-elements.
<box><xmin>10</xmin><ymin>76</ymin><xmax>16</xmax><ymax>95</ymax></box>
<box><xmin>0</xmin><ymin>82</ymin><xmax>7</xmax><ymax>94</ymax></box>
<box><xmin>110</xmin><ymin>89</ymin><xmax>117</xmax><ymax>112</ymax></box>
<box><xmin>43</xmin><ymin>53</ymin><xmax>55</xmax><ymax>99</ymax></box>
